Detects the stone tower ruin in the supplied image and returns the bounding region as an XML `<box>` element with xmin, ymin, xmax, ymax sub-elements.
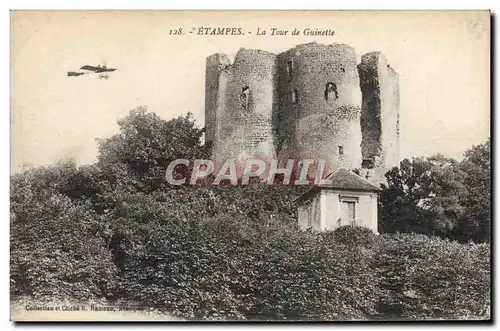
<box><xmin>205</xmin><ymin>42</ymin><xmax>400</xmax><ymax>185</ymax></box>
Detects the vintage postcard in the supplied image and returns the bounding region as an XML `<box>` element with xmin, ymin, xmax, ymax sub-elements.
<box><xmin>10</xmin><ymin>10</ymin><xmax>491</xmax><ymax>322</ymax></box>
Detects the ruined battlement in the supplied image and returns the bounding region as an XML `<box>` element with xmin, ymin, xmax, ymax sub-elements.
<box><xmin>205</xmin><ymin>42</ymin><xmax>400</xmax><ymax>185</ymax></box>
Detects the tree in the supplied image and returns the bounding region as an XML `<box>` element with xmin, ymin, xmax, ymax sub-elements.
<box><xmin>378</xmin><ymin>155</ymin><xmax>466</xmax><ymax>237</ymax></box>
<box><xmin>96</xmin><ymin>106</ymin><xmax>206</xmax><ymax>192</ymax></box>
<box><xmin>10</xmin><ymin>162</ymin><xmax>118</xmax><ymax>299</ymax></box>
<box><xmin>454</xmin><ymin>139</ymin><xmax>491</xmax><ymax>242</ymax></box>
<box><xmin>379</xmin><ymin>139</ymin><xmax>491</xmax><ymax>243</ymax></box>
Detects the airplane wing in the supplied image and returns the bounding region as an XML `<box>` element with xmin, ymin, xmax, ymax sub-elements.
<box><xmin>67</xmin><ymin>71</ymin><xmax>85</xmax><ymax>77</ymax></box>
<box><xmin>80</xmin><ymin>65</ymin><xmax>99</xmax><ymax>72</ymax></box>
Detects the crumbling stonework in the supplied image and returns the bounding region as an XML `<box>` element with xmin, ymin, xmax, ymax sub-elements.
<box><xmin>358</xmin><ymin>52</ymin><xmax>400</xmax><ymax>184</ymax></box>
<box><xmin>205</xmin><ymin>53</ymin><xmax>231</xmax><ymax>144</ymax></box>
<box><xmin>205</xmin><ymin>42</ymin><xmax>400</xmax><ymax>185</ymax></box>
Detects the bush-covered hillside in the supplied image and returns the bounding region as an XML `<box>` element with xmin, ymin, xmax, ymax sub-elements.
<box><xmin>10</xmin><ymin>107</ymin><xmax>491</xmax><ymax>320</ymax></box>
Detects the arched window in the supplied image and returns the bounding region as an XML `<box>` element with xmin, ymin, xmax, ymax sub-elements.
<box><xmin>325</xmin><ymin>82</ymin><xmax>338</xmax><ymax>101</ymax></box>
<box><xmin>291</xmin><ymin>89</ymin><xmax>299</xmax><ymax>104</ymax></box>
<box><xmin>240</xmin><ymin>86</ymin><xmax>250</xmax><ymax>110</ymax></box>
<box><xmin>287</xmin><ymin>59</ymin><xmax>293</xmax><ymax>79</ymax></box>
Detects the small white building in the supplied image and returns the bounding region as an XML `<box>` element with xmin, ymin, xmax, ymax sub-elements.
<box><xmin>295</xmin><ymin>168</ymin><xmax>382</xmax><ymax>233</ymax></box>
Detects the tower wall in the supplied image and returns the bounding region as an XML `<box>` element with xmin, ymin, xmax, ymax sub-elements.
<box><xmin>205</xmin><ymin>53</ymin><xmax>230</xmax><ymax>144</ymax></box>
<box><xmin>205</xmin><ymin>43</ymin><xmax>400</xmax><ymax>184</ymax></box>
<box><xmin>277</xmin><ymin>43</ymin><xmax>362</xmax><ymax>171</ymax></box>
<box><xmin>211</xmin><ymin>49</ymin><xmax>277</xmax><ymax>167</ymax></box>
<box><xmin>358</xmin><ymin>52</ymin><xmax>400</xmax><ymax>184</ymax></box>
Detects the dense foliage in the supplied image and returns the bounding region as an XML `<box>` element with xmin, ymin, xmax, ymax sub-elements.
<box><xmin>378</xmin><ymin>140</ymin><xmax>491</xmax><ymax>243</ymax></box>
<box><xmin>10</xmin><ymin>107</ymin><xmax>491</xmax><ymax>320</ymax></box>
<box><xmin>376</xmin><ymin>234</ymin><xmax>490</xmax><ymax>320</ymax></box>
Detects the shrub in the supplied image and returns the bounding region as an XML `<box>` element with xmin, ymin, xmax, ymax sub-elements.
<box><xmin>10</xmin><ymin>193</ymin><xmax>118</xmax><ymax>300</ymax></box>
<box><xmin>333</xmin><ymin>225</ymin><xmax>377</xmax><ymax>249</ymax></box>
<box><xmin>375</xmin><ymin>233</ymin><xmax>490</xmax><ymax>320</ymax></box>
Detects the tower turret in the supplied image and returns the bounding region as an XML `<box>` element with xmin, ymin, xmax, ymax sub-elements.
<box><xmin>210</xmin><ymin>48</ymin><xmax>278</xmax><ymax>168</ymax></box>
<box><xmin>277</xmin><ymin>42</ymin><xmax>362</xmax><ymax>173</ymax></box>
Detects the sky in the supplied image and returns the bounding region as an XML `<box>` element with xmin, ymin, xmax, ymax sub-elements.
<box><xmin>10</xmin><ymin>11</ymin><xmax>490</xmax><ymax>173</ymax></box>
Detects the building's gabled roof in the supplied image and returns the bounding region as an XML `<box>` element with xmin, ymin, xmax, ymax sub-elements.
<box><xmin>321</xmin><ymin>168</ymin><xmax>382</xmax><ymax>192</ymax></box>
<box><xmin>294</xmin><ymin>168</ymin><xmax>382</xmax><ymax>204</ymax></box>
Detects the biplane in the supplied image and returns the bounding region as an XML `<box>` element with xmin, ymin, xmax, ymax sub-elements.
<box><xmin>67</xmin><ymin>64</ymin><xmax>117</xmax><ymax>79</ymax></box>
